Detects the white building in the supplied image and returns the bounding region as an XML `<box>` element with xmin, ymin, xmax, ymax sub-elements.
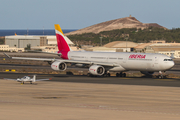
<box><xmin>5</xmin><ymin>35</ymin><xmax>74</xmax><ymax>48</ymax></box>
<box><xmin>0</xmin><ymin>45</ymin><xmax>24</xmax><ymax>52</ymax></box>
<box><xmin>5</xmin><ymin>35</ymin><xmax>40</xmax><ymax>48</ymax></box>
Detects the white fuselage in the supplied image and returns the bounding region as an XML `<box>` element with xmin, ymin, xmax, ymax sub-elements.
<box><xmin>67</xmin><ymin>51</ymin><xmax>174</xmax><ymax>72</ymax></box>
<box><xmin>17</xmin><ymin>76</ymin><xmax>33</xmax><ymax>82</ymax></box>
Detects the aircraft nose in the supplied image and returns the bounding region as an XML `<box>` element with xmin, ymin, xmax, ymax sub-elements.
<box><xmin>167</xmin><ymin>61</ymin><xmax>175</xmax><ymax>69</ymax></box>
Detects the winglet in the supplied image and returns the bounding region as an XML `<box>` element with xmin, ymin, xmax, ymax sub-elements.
<box><xmin>3</xmin><ymin>53</ymin><xmax>11</xmax><ymax>59</ymax></box>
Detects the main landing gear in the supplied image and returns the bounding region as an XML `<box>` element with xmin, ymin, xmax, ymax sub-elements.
<box><xmin>103</xmin><ymin>72</ymin><xmax>111</xmax><ymax>77</ymax></box>
<box><xmin>116</xmin><ymin>72</ymin><xmax>126</xmax><ymax>77</ymax></box>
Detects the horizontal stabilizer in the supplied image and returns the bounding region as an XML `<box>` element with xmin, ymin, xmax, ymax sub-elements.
<box><xmin>3</xmin><ymin>53</ymin><xmax>11</xmax><ymax>58</ymax></box>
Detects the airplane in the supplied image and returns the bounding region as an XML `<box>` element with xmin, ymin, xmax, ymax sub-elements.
<box><xmin>3</xmin><ymin>24</ymin><xmax>175</xmax><ymax>79</ymax></box>
<box><xmin>3</xmin><ymin>75</ymin><xmax>51</xmax><ymax>84</ymax></box>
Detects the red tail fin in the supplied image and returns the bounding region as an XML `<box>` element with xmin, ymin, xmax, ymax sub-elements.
<box><xmin>54</xmin><ymin>24</ymin><xmax>70</xmax><ymax>59</ymax></box>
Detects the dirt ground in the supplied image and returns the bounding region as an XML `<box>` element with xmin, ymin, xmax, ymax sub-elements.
<box><xmin>0</xmin><ymin>79</ymin><xmax>180</xmax><ymax>120</ymax></box>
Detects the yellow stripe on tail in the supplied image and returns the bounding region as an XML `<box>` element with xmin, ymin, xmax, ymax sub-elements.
<box><xmin>54</xmin><ymin>24</ymin><xmax>64</xmax><ymax>35</ymax></box>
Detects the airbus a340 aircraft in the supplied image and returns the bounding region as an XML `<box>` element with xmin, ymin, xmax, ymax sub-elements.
<box><xmin>3</xmin><ymin>75</ymin><xmax>51</xmax><ymax>84</ymax></box>
<box><xmin>4</xmin><ymin>24</ymin><xmax>175</xmax><ymax>78</ymax></box>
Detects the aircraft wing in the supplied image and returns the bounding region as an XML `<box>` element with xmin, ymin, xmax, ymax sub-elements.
<box><xmin>3</xmin><ymin>52</ymin><xmax>57</xmax><ymax>62</ymax></box>
<box><xmin>3</xmin><ymin>78</ymin><xmax>17</xmax><ymax>81</ymax></box>
<box><xmin>26</xmin><ymin>50</ymin><xmax>61</xmax><ymax>56</ymax></box>
<box><xmin>36</xmin><ymin>78</ymin><xmax>52</xmax><ymax>81</ymax></box>
<box><xmin>56</xmin><ymin>59</ymin><xmax>120</xmax><ymax>67</ymax></box>
<box><xmin>12</xmin><ymin>57</ymin><xmax>56</xmax><ymax>62</ymax></box>
<box><xmin>4</xmin><ymin>53</ymin><xmax>119</xmax><ymax>67</ymax></box>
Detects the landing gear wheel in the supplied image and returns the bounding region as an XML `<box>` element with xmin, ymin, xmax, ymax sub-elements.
<box><xmin>87</xmin><ymin>73</ymin><xmax>91</xmax><ymax>77</ymax></box>
<box><xmin>122</xmin><ymin>73</ymin><xmax>126</xmax><ymax>77</ymax></box>
<box><xmin>116</xmin><ymin>72</ymin><xmax>126</xmax><ymax>77</ymax></box>
<box><xmin>159</xmin><ymin>75</ymin><xmax>163</xmax><ymax>79</ymax></box>
<box><xmin>107</xmin><ymin>73</ymin><xmax>110</xmax><ymax>77</ymax></box>
<box><xmin>158</xmin><ymin>71</ymin><xmax>164</xmax><ymax>79</ymax></box>
<box><xmin>116</xmin><ymin>73</ymin><xmax>119</xmax><ymax>77</ymax></box>
<box><xmin>103</xmin><ymin>73</ymin><xmax>110</xmax><ymax>77</ymax></box>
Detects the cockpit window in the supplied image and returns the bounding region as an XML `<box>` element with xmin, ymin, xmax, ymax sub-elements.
<box><xmin>164</xmin><ymin>59</ymin><xmax>173</xmax><ymax>61</ymax></box>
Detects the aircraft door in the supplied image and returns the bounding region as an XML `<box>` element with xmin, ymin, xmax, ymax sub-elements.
<box><xmin>153</xmin><ymin>56</ymin><xmax>159</xmax><ymax>69</ymax></box>
<box><xmin>155</xmin><ymin>56</ymin><xmax>158</xmax><ymax>64</ymax></box>
<box><xmin>123</xmin><ymin>57</ymin><xmax>126</xmax><ymax>63</ymax></box>
<box><xmin>122</xmin><ymin>57</ymin><xmax>128</xmax><ymax>68</ymax></box>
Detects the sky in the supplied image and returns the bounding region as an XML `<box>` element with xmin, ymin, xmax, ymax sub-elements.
<box><xmin>0</xmin><ymin>0</ymin><xmax>180</xmax><ymax>29</ymax></box>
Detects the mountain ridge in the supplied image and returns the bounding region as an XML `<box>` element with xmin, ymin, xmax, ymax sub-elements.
<box><xmin>65</xmin><ymin>16</ymin><xmax>167</xmax><ymax>35</ymax></box>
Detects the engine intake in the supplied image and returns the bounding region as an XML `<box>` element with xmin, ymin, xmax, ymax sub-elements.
<box><xmin>89</xmin><ymin>65</ymin><xmax>105</xmax><ymax>76</ymax></box>
<box><xmin>51</xmin><ymin>61</ymin><xmax>67</xmax><ymax>71</ymax></box>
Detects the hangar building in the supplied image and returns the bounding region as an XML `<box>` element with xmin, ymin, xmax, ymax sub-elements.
<box><xmin>5</xmin><ymin>35</ymin><xmax>74</xmax><ymax>48</ymax></box>
<box><xmin>5</xmin><ymin>35</ymin><xmax>40</xmax><ymax>48</ymax></box>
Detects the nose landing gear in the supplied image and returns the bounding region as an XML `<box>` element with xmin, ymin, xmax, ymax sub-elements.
<box><xmin>158</xmin><ymin>71</ymin><xmax>166</xmax><ymax>79</ymax></box>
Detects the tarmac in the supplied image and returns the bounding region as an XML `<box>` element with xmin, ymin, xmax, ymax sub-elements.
<box><xmin>1</xmin><ymin>73</ymin><xmax>180</xmax><ymax>120</ymax></box>
<box><xmin>1</xmin><ymin>52</ymin><xmax>180</xmax><ymax>119</ymax></box>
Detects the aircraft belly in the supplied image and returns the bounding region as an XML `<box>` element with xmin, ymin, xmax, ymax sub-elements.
<box><xmin>108</xmin><ymin>66</ymin><xmax>126</xmax><ymax>72</ymax></box>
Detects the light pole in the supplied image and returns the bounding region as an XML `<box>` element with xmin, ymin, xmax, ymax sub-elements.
<box><xmin>125</xmin><ymin>36</ymin><xmax>128</xmax><ymax>52</ymax></box>
<box><xmin>99</xmin><ymin>37</ymin><xmax>103</xmax><ymax>46</ymax></box>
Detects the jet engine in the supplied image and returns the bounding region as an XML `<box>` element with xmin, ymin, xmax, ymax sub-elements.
<box><xmin>140</xmin><ymin>71</ymin><xmax>154</xmax><ymax>75</ymax></box>
<box><xmin>89</xmin><ymin>65</ymin><xmax>105</xmax><ymax>76</ymax></box>
<box><xmin>51</xmin><ymin>61</ymin><xmax>67</xmax><ymax>71</ymax></box>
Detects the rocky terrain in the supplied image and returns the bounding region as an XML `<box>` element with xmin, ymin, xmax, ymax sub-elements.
<box><xmin>65</xmin><ymin>16</ymin><xmax>167</xmax><ymax>35</ymax></box>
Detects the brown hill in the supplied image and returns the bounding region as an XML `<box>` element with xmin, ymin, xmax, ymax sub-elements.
<box><xmin>65</xmin><ymin>16</ymin><xmax>167</xmax><ymax>35</ymax></box>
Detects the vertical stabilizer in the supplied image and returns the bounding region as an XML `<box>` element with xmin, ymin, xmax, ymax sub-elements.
<box><xmin>54</xmin><ymin>24</ymin><xmax>70</xmax><ymax>59</ymax></box>
<box><xmin>32</xmin><ymin>75</ymin><xmax>36</xmax><ymax>82</ymax></box>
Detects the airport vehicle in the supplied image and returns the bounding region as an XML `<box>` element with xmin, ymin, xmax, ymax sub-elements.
<box><xmin>3</xmin><ymin>75</ymin><xmax>51</xmax><ymax>84</ymax></box>
<box><xmin>4</xmin><ymin>24</ymin><xmax>175</xmax><ymax>78</ymax></box>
